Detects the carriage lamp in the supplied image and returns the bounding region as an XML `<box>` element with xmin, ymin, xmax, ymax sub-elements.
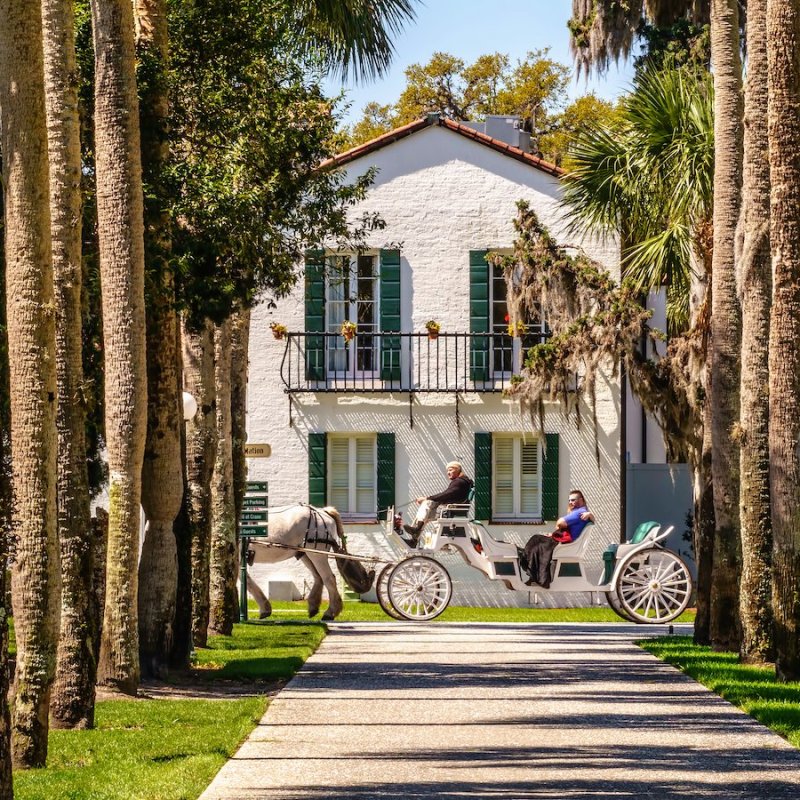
<box><xmin>182</xmin><ymin>391</ymin><xmax>198</xmax><ymax>421</ymax></box>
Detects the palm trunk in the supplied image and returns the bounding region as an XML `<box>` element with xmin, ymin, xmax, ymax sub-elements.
<box><xmin>0</xmin><ymin>176</ymin><xmax>14</xmax><ymax>795</ymax></box>
<box><xmin>183</xmin><ymin>317</ymin><xmax>217</xmax><ymax>647</ymax></box>
<box><xmin>767</xmin><ymin>0</ymin><xmax>800</xmax><ymax>681</ymax></box>
<box><xmin>0</xmin><ymin>0</ymin><xmax>61</xmax><ymax>767</ymax></box>
<box><xmin>138</xmin><ymin>271</ymin><xmax>182</xmax><ymax>678</ymax></box>
<box><xmin>42</xmin><ymin>0</ymin><xmax>97</xmax><ymax>729</ymax></box>
<box><xmin>135</xmin><ymin>0</ymin><xmax>182</xmax><ymax>679</ymax></box>
<box><xmin>708</xmin><ymin>0</ymin><xmax>744</xmax><ymax>652</ymax></box>
<box><xmin>736</xmin><ymin>0</ymin><xmax>774</xmax><ymax>664</ymax></box>
<box><xmin>209</xmin><ymin>318</ymin><xmax>237</xmax><ymax>635</ymax></box>
<box><xmin>231</xmin><ymin>306</ymin><xmax>250</xmax><ymax>544</ymax></box>
<box><xmin>91</xmin><ymin>0</ymin><xmax>148</xmax><ymax>695</ymax></box>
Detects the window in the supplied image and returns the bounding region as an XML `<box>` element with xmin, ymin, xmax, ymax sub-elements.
<box><xmin>328</xmin><ymin>434</ymin><xmax>376</xmax><ymax>519</ymax></box>
<box><xmin>490</xmin><ymin>263</ymin><xmax>546</xmax><ymax>376</ymax></box>
<box><xmin>325</xmin><ymin>254</ymin><xmax>379</xmax><ymax>376</ymax></box>
<box><xmin>493</xmin><ymin>434</ymin><xmax>542</xmax><ymax>520</ymax></box>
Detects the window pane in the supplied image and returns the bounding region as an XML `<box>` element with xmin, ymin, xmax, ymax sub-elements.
<box><xmin>329</xmin><ymin>438</ymin><xmax>350</xmax><ymax>511</ymax></box>
<box><xmin>494</xmin><ymin>436</ymin><xmax>514</xmax><ymax>515</ymax></box>
<box><xmin>520</xmin><ymin>441</ymin><xmax>540</xmax><ymax>515</ymax></box>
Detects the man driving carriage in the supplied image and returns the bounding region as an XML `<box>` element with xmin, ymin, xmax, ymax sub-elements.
<box><xmin>399</xmin><ymin>460</ymin><xmax>474</xmax><ymax>545</ymax></box>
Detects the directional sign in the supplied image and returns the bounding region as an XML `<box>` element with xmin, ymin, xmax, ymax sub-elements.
<box><xmin>241</xmin><ymin>511</ymin><xmax>268</xmax><ymax>523</ymax></box>
<box><xmin>242</xmin><ymin>496</ymin><xmax>268</xmax><ymax>509</ymax></box>
<box><xmin>246</xmin><ymin>481</ymin><xmax>268</xmax><ymax>493</ymax></box>
<box><xmin>240</xmin><ymin>524</ymin><xmax>269</xmax><ymax>537</ymax></box>
<box><xmin>244</xmin><ymin>444</ymin><xmax>271</xmax><ymax>458</ymax></box>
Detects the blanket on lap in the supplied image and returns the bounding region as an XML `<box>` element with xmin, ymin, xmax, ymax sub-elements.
<box><xmin>518</xmin><ymin>534</ymin><xmax>559</xmax><ymax>588</ymax></box>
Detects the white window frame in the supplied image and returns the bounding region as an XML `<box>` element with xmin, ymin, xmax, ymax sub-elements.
<box><xmin>324</xmin><ymin>253</ymin><xmax>380</xmax><ymax>380</ymax></box>
<box><xmin>327</xmin><ymin>433</ymin><xmax>377</xmax><ymax>521</ymax></box>
<box><xmin>492</xmin><ymin>434</ymin><xmax>543</xmax><ymax>522</ymax></box>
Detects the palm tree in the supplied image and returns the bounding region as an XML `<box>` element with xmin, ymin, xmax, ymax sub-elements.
<box><xmin>292</xmin><ymin>0</ymin><xmax>417</xmax><ymax>81</ymax></box>
<box><xmin>208</xmin><ymin>318</ymin><xmax>237</xmax><ymax>635</ymax></box>
<box><xmin>562</xmin><ymin>66</ymin><xmax>716</xmax><ymax>641</ymax></box>
<box><xmin>567</xmin><ymin>0</ymin><xmax>745</xmax><ymax>651</ymax></box>
<box><xmin>767</xmin><ymin>0</ymin><xmax>800</xmax><ymax>681</ymax></box>
<box><xmin>0</xmin><ymin>0</ymin><xmax>61</xmax><ymax>768</ymax></box>
<box><xmin>736</xmin><ymin>0</ymin><xmax>773</xmax><ymax>664</ymax></box>
<box><xmin>707</xmin><ymin>0</ymin><xmax>743</xmax><ymax>654</ymax></box>
<box><xmin>42</xmin><ymin>0</ymin><xmax>97</xmax><ymax>729</ymax></box>
<box><xmin>91</xmin><ymin>0</ymin><xmax>148</xmax><ymax>695</ymax></box>
<box><xmin>183</xmin><ymin>317</ymin><xmax>217</xmax><ymax>647</ymax></box>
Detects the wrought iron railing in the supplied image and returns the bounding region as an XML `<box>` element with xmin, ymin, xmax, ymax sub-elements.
<box><xmin>279</xmin><ymin>331</ymin><xmax>549</xmax><ymax>394</ymax></box>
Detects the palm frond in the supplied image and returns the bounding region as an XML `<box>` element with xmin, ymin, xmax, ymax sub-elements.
<box><xmin>294</xmin><ymin>0</ymin><xmax>418</xmax><ymax>82</ymax></box>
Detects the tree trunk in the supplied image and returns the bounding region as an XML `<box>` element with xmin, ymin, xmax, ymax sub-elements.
<box><xmin>209</xmin><ymin>318</ymin><xmax>237</xmax><ymax>636</ymax></box>
<box><xmin>91</xmin><ymin>0</ymin><xmax>148</xmax><ymax>695</ymax></box>
<box><xmin>708</xmin><ymin>0</ymin><xmax>744</xmax><ymax>652</ymax></box>
<box><xmin>736</xmin><ymin>0</ymin><xmax>774</xmax><ymax>664</ymax></box>
<box><xmin>0</xmin><ymin>164</ymin><xmax>14</xmax><ymax>796</ymax></box>
<box><xmin>138</xmin><ymin>271</ymin><xmax>181</xmax><ymax>678</ymax></box>
<box><xmin>766</xmin><ymin>0</ymin><xmax>800</xmax><ymax>681</ymax></box>
<box><xmin>183</xmin><ymin>317</ymin><xmax>217</xmax><ymax>647</ymax></box>
<box><xmin>0</xmin><ymin>0</ymin><xmax>61</xmax><ymax>768</ymax></box>
<box><xmin>135</xmin><ymin>0</ymin><xmax>182</xmax><ymax>680</ymax></box>
<box><xmin>90</xmin><ymin>509</ymin><xmax>109</xmax><ymax>667</ymax></box>
<box><xmin>230</xmin><ymin>305</ymin><xmax>250</xmax><ymax>615</ymax></box>
<box><xmin>42</xmin><ymin>0</ymin><xmax>97</xmax><ymax>729</ymax></box>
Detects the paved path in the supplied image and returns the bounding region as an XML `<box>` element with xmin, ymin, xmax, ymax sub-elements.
<box><xmin>200</xmin><ymin>622</ymin><xmax>800</xmax><ymax>799</ymax></box>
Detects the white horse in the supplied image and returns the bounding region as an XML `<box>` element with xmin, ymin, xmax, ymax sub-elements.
<box><xmin>243</xmin><ymin>504</ymin><xmax>374</xmax><ymax>621</ymax></box>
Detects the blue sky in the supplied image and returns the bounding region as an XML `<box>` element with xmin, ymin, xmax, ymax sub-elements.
<box><xmin>325</xmin><ymin>0</ymin><xmax>636</xmax><ymax>125</ymax></box>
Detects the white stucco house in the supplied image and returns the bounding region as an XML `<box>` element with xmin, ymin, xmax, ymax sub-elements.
<box><xmin>245</xmin><ymin>113</ymin><xmax>638</xmax><ymax>607</ymax></box>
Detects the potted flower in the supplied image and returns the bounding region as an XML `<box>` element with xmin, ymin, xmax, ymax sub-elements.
<box><xmin>270</xmin><ymin>322</ymin><xmax>287</xmax><ymax>340</ymax></box>
<box><xmin>341</xmin><ymin>320</ymin><xmax>357</xmax><ymax>342</ymax></box>
<box><xmin>425</xmin><ymin>320</ymin><xmax>441</xmax><ymax>340</ymax></box>
<box><xmin>507</xmin><ymin>319</ymin><xmax>527</xmax><ymax>337</ymax></box>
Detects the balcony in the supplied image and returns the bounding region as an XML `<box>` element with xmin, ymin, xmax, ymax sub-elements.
<box><xmin>279</xmin><ymin>331</ymin><xmax>549</xmax><ymax>394</ymax></box>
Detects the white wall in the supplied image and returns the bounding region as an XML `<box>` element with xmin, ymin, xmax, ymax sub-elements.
<box><xmin>246</xmin><ymin>124</ymin><xmax>622</xmax><ymax>607</ymax></box>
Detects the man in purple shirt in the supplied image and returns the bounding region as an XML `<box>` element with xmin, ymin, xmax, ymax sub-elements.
<box><xmin>519</xmin><ymin>489</ymin><xmax>595</xmax><ymax>587</ymax></box>
<box><xmin>552</xmin><ymin>489</ymin><xmax>594</xmax><ymax>543</ymax></box>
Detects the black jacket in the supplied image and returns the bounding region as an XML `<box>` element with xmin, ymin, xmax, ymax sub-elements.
<box><xmin>428</xmin><ymin>474</ymin><xmax>474</xmax><ymax>504</ymax></box>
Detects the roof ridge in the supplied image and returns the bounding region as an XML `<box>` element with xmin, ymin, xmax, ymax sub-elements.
<box><xmin>320</xmin><ymin>114</ymin><xmax>564</xmax><ymax>177</ymax></box>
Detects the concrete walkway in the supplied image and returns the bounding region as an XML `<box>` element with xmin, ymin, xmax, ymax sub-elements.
<box><xmin>200</xmin><ymin>622</ymin><xmax>800</xmax><ymax>799</ymax></box>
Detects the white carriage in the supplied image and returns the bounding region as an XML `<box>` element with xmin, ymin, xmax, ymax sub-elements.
<box><xmin>377</xmin><ymin>503</ymin><xmax>693</xmax><ymax>624</ymax></box>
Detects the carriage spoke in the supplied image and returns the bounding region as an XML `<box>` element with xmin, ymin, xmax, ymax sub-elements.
<box><xmin>616</xmin><ymin>548</ymin><xmax>693</xmax><ymax>624</ymax></box>
<box><xmin>387</xmin><ymin>557</ymin><xmax>453</xmax><ymax>621</ymax></box>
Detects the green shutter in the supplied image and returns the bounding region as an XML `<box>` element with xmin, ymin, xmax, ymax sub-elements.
<box><xmin>380</xmin><ymin>249</ymin><xmax>401</xmax><ymax>382</ymax></box>
<box><xmin>469</xmin><ymin>250</ymin><xmax>490</xmax><ymax>383</ymax></box>
<box><xmin>305</xmin><ymin>250</ymin><xmax>326</xmax><ymax>380</ymax></box>
<box><xmin>376</xmin><ymin>432</ymin><xmax>395</xmax><ymax>520</ymax></box>
<box><xmin>308</xmin><ymin>432</ymin><xmax>327</xmax><ymax>506</ymax></box>
<box><xmin>474</xmin><ymin>432</ymin><xmax>492</xmax><ymax>521</ymax></box>
<box><xmin>542</xmin><ymin>433</ymin><xmax>559</xmax><ymax>520</ymax></box>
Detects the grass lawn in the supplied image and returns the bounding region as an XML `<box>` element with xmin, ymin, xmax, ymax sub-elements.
<box><xmin>255</xmin><ymin>599</ymin><xmax>696</xmax><ymax>624</ymax></box>
<box><xmin>13</xmin><ymin>622</ymin><xmax>326</xmax><ymax>800</ymax></box>
<box><xmin>640</xmin><ymin>636</ymin><xmax>800</xmax><ymax>748</ymax></box>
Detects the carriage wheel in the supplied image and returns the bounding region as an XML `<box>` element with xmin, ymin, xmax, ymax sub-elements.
<box><xmin>376</xmin><ymin>564</ymin><xmax>404</xmax><ymax>620</ymax></box>
<box><xmin>387</xmin><ymin>556</ymin><xmax>452</xmax><ymax>621</ymax></box>
<box><xmin>615</xmin><ymin>547</ymin><xmax>693</xmax><ymax>624</ymax></box>
<box><xmin>605</xmin><ymin>589</ymin><xmax>636</xmax><ymax>622</ymax></box>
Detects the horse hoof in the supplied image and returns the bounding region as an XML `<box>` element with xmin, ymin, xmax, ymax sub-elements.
<box><xmin>308</xmin><ymin>608</ymin><xmax>319</xmax><ymax>618</ymax></box>
<box><xmin>321</xmin><ymin>613</ymin><xmax>335</xmax><ymax>621</ymax></box>
<box><xmin>259</xmin><ymin>611</ymin><xmax>271</xmax><ymax>620</ymax></box>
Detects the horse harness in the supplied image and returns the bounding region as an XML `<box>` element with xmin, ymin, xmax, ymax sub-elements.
<box><xmin>298</xmin><ymin>504</ymin><xmax>342</xmax><ymax>558</ymax></box>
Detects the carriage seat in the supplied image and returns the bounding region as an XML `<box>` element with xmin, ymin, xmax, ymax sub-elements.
<box><xmin>552</xmin><ymin>521</ymin><xmax>595</xmax><ymax>560</ymax></box>
<box><xmin>436</xmin><ymin>486</ymin><xmax>475</xmax><ymax>519</ymax></box>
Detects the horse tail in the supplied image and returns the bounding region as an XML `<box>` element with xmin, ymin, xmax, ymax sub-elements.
<box><xmin>323</xmin><ymin>506</ymin><xmax>376</xmax><ymax>594</ymax></box>
<box><xmin>322</xmin><ymin>506</ymin><xmax>345</xmax><ymax>549</ymax></box>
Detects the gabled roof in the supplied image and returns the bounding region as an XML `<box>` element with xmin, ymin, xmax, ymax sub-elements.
<box><xmin>321</xmin><ymin>113</ymin><xmax>565</xmax><ymax>177</ymax></box>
